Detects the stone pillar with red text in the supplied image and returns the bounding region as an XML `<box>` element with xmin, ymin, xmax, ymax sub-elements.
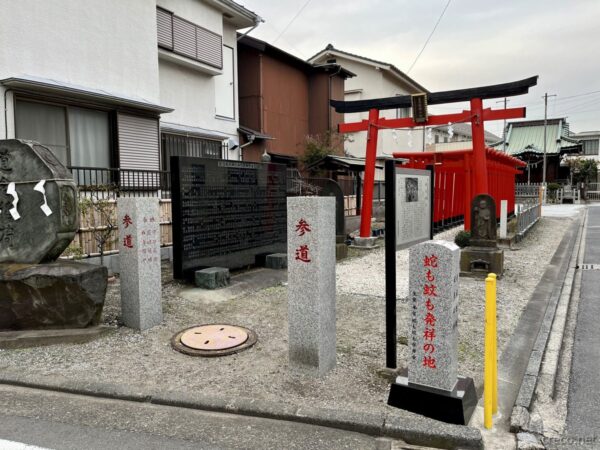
<box><xmin>408</xmin><ymin>240</ymin><xmax>460</xmax><ymax>391</ymax></box>
<box><xmin>388</xmin><ymin>239</ymin><xmax>477</xmax><ymax>425</ymax></box>
<box><xmin>287</xmin><ymin>197</ymin><xmax>336</xmax><ymax>375</ymax></box>
<box><xmin>118</xmin><ymin>198</ymin><xmax>162</xmax><ymax>330</ymax></box>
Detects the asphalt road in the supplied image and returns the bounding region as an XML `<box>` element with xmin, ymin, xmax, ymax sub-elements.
<box><xmin>0</xmin><ymin>384</ymin><xmax>397</xmax><ymax>450</ymax></box>
<box><xmin>563</xmin><ymin>205</ymin><xmax>600</xmax><ymax>449</ymax></box>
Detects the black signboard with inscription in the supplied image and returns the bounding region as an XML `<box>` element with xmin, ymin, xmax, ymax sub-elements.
<box><xmin>171</xmin><ymin>157</ymin><xmax>287</xmax><ymax>280</ymax></box>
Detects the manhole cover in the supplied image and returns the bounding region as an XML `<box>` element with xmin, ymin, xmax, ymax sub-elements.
<box><xmin>181</xmin><ymin>324</ymin><xmax>248</xmax><ymax>350</ymax></box>
<box><xmin>171</xmin><ymin>324</ymin><xmax>257</xmax><ymax>357</ymax></box>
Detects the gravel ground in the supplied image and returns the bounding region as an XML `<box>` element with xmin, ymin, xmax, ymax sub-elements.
<box><xmin>0</xmin><ymin>217</ymin><xmax>572</xmax><ymax>416</ymax></box>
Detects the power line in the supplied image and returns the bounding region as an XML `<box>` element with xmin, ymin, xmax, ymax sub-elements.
<box><xmin>407</xmin><ymin>0</ymin><xmax>452</xmax><ymax>74</ymax></box>
<box><xmin>272</xmin><ymin>0</ymin><xmax>313</xmax><ymax>44</ymax></box>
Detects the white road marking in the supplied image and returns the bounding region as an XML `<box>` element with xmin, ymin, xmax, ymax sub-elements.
<box><xmin>0</xmin><ymin>440</ymin><xmax>52</xmax><ymax>450</ymax></box>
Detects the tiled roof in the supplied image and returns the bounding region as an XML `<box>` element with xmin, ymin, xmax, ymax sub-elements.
<box><xmin>492</xmin><ymin>119</ymin><xmax>581</xmax><ymax>155</ymax></box>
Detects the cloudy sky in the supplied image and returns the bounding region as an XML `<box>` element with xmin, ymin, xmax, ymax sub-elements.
<box><xmin>239</xmin><ymin>0</ymin><xmax>600</xmax><ymax>137</ymax></box>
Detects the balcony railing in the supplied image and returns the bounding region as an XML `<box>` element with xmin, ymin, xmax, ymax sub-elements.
<box><xmin>69</xmin><ymin>166</ymin><xmax>171</xmax><ymax>199</ymax></box>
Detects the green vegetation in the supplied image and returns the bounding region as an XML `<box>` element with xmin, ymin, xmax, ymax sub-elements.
<box><xmin>301</xmin><ymin>131</ymin><xmax>346</xmax><ymax>175</ymax></box>
<box><xmin>454</xmin><ymin>230</ymin><xmax>471</xmax><ymax>248</ymax></box>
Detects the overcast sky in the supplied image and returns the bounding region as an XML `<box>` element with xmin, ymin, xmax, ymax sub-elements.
<box><xmin>239</xmin><ymin>0</ymin><xmax>600</xmax><ymax>137</ymax></box>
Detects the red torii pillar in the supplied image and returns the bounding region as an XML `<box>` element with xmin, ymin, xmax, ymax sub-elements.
<box><xmin>339</xmin><ymin>101</ymin><xmax>525</xmax><ymax>238</ymax></box>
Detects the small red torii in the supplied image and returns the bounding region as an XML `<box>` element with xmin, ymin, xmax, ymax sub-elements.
<box><xmin>332</xmin><ymin>76</ymin><xmax>538</xmax><ymax>238</ymax></box>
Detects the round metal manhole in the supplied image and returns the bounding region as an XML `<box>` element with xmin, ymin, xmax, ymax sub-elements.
<box><xmin>171</xmin><ymin>324</ymin><xmax>257</xmax><ymax>357</ymax></box>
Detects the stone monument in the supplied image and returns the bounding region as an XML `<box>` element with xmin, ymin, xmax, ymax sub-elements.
<box><xmin>460</xmin><ymin>194</ymin><xmax>504</xmax><ymax>276</ymax></box>
<box><xmin>287</xmin><ymin>196</ymin><xmax>336</xmax><ymax>375</ymax></box>
<box><xmin>0</xmin><ymin>140</ymin><xmax>107</xmax><ymax>332</ymax></box>
<box><xmin>118</xmin><ymin>198</ymin><xmax>162</xmax><ymax>330</ymax></box>
<box><xmin>388</xmin><ymin>240</ymin><xmax>477</xmax><ymax>425</ymax></box>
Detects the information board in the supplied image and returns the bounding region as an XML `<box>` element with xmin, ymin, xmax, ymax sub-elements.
<box><xmin>171</xmin><ymin>157</ymin><xmax>287</xmax><ymax>279</ymax></box>
<box><xmin>394</xmin><ymin>167</ymin><xmax>432</xmax><ymax>250</ymax></box>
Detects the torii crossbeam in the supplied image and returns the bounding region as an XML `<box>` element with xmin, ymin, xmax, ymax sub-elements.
<box><xmin>333</xmin><ymin>76</ymin><xmax>538</xmax><ymax>238</ymax></box>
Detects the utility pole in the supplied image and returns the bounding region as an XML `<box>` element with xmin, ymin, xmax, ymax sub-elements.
<box><xmin>542</xmin><ymin>93</ymin><xmax>557</xmax><ymax>185</ymax></box>
<box><xmin>496</xmin><ymin>98</ymin><xmax>510</xmax><ymax>152</ymax></box>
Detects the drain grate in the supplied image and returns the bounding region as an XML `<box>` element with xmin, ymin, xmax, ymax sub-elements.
<box><xmin>580</xmin><ymin>264</ymin><xmax>600</xmax><ymax>270</ymax></box>
<box><xmin>172</xmin><ymin>324</ymin><xmax>257</xmax><ymax>357</ymax></box>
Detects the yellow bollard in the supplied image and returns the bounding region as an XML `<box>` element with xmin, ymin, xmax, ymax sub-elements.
<box><xmin>484</xmin><ymin>273</ymin><xmax>497</xmax><ymax>429</ymax></box>
<box><xmin>489</xmin><ymin>273</ymin><xmax>498</xmax><ymax>415</ymax></box>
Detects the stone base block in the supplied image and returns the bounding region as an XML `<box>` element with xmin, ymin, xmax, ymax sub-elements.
<box><xmin>0</xmin><ymin>261</ymin><xmax>107</xmax><ymax>331</ymax></box>
<box><xmin>388</xmin><ymin>375</ymin><xmax>478</xmax><ymax>425</ymax></box>
<box><xmin>195</xmin><ymin>267</ymin><xmax>230</xmax><ymax>289</ymax></box>
<box><xmin>335</xmin><ymin>243</ymin><xmax>348</xmax><ymax>260</ymax></box>
<box><xmin>0</xmin><ymin>326</ymin><xmax>111</xmax><ymax>349</ymax></box>
<box><xmin>265</xmin><ymin>253</ymin><xmax>287</xmax><ymax>270</ymax></box>
<box><xmin>460</xmin><ymin>246</ymin><xmax>504</xmax><ymax>277</ymax></box>
<box><xmin>353</xmin><ymin>236</ymin><xmax>378</xmax><ymax>248</ymax></box>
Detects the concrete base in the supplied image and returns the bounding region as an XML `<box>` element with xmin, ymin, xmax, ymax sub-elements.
<box><xmin>460</xmin><ymin>246</ymin><xmax>504</xmax><ymax>277</ymax></box>
<box><xmin>388</xmin><ymin>375</ymin><xmax>478</xmax><ymax>425</ymax></box>
<box><xmin>265</xmin><ymin>253</ymin><xmax>287</xmax><ymax>270</ymax></box>
<box><xmin>194</xmin><ymin>267</ymin><xmax>230</xmax><ymax>289</ymax></box>
<box><xmin>353</xmin><ymin>236</ymin><xmax>378</xmax><ymax>248</ymax></box>
<box><xmin>0</xmin><ymin>326</ymin><xmax>112</xmax><ymax>349</ymax></box>
<box><xmin>335</xmin><ymin>243</ymin><xmax>348</xmax><ymax>260</ymax></box>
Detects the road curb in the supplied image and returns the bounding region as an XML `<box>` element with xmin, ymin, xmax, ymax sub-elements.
<box><xmin>0</xmin><ymin>373</ymin><xmax>483</xmax><ymax>449</ymax></box>
<box><xmin>508</xmin><ymin>214</ymin><xmax>585</xmax><ymax>434</ymax></box>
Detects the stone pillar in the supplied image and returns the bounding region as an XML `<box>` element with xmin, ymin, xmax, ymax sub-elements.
<box><xmin>500</xmin><ymin>200</ymin><xmax>508</xmax><ymax>239</ymax></box>
<box><xmin>389</xmin><ymin>239</ymin><xmax>477</xmax><ymax>425</ymax></box>
<box><xmin>287</xmin><ymin>197</ymin><xmax>336</xmax><ymax>375</ymax></box>
<box><xmin>408</xmin><ymin>240</ymin><xmax>460</xmax><ymax>391</ymax></box>
<box><xmin>118</xmin><ymin>198</ymin><xmax>162</xmax><ymax>330</ymax></box>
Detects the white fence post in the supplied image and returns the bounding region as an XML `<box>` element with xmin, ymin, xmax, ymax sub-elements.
<box><xmin>499</xmin><ymin>200</ymin><xmax>508</xmax><ymax>239</ymax></box>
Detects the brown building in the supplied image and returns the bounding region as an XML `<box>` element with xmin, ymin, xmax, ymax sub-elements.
<box><xmin>237</xmin><ymin>35</ymin><xmax>354</xmax><ymax>166</ymax></box>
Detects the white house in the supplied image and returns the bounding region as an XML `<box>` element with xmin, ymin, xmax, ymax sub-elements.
<box><xmin>308</xmin><ymin>44</ymin><xmax>429</xmax><ymax>160</ymax></box>
<box><xmin>0</xmin><ymin>0</ymin><xmax>261</xmax><ymax>175</ymax></box>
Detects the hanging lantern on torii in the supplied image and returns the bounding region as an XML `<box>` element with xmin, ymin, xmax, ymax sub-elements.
<box><xmin>332</xmin><ymin>76</ymin><xmax>538</xmax><ymax>238</ymax></box>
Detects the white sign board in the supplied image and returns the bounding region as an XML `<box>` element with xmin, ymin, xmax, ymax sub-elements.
<box><xmin>395</xmin><ymin>168</ymin><xmax>432</xmax><ymax>249</ymax></box>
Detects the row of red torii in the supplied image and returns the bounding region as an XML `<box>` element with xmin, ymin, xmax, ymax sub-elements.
<box><xmin>332</xmin><ymin>76</ymin><xmax>537</xmax><ymax>236</ymax></box>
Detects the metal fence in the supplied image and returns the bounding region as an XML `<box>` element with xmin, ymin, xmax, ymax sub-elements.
<box><xmin>69</xmin><ymin>166</ymin><xmax>171</xmax><ymax>199</ymax></box>
<box><xmin>516</xmin><ymin>199</ymin><xmax>541</xmax><ymax>240</ymax></box>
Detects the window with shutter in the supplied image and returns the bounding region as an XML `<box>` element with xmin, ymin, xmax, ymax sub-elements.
<box><xmin>157</xmin><ymin>7</ymin><xmax>223</xmax><ymax>69</ymax></box>
<box><xmin>156</xmin><ymin>7</ymin><xmax>173</xmax><ymax>50</ymax></box>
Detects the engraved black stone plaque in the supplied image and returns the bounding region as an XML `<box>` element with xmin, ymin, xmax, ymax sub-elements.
<box><xmin>171</xmin><ymin>157</ymin><xmax>287</xmax><ymax>280</ymax></box>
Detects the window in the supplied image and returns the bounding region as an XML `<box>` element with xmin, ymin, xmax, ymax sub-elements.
<box><xmin>161</xmin><ymin>133</ymin><xmax>222</xmax><ymax>172</ymax></box>
<box><xmin>15</xmin><ymin>99</ymin><xmax>112</xmax><ymax>168</ymax></box>
<box><xmin>156</xmin><ymin>7</ymin><xmax>222</xmax><ymax>69</ymax></box>
<box><xmin>396</xmin><ymin>106</ymin><xmax>411</xmax><ymax>119</ymax></box>
<box><xmin>215</xmin><ymin>45</ymin><xmax>235</xmax><ymax>118</ymax></box>
<box><xmin>583</xmin><ymin>139</ymin><xmax>599</xmax><ymax>155</ymax></box>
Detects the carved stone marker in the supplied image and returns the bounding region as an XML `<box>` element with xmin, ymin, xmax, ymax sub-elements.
<box><xmin>388</xmin><ymin>240</ymin><xmax>477</xmax><ymax>425</ymax></box>
<box><xmin>460</xmin><ymin>194</ymin><xmax>504</xmax><ymax>276</ymax></box>
<box><xmin>408</xmin><ymin>240</ymin><xmax>459</xmax><ymax>391</ymax></box>
<box><xmin>287</xmin><ymin>197</ymin><xmax>336</xmax><ymax>375</ymax></box>
<box><xmin>0</xmin><ymin>140</ymin><xmax>79</xmax><ymax>263</ymax></box>
<box><xmin>0</xmin><ymin>139</ymin><xmax>107</xmax><ymax>332</ymax></box>
<box><xmin>470</xmin><ymin>194</ymin><xmax>497</xmax><ymax>247</ymax></box>
<box><xmin>118</xmin><ymin>198</ymin><xmax>162</xmax><ymax>330</ymax></box>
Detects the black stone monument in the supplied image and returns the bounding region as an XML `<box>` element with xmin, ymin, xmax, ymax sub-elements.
<box><xmin>171</xmin><ymin>157</ymin><xmax>287</xmax><ymax>280</ymax></box>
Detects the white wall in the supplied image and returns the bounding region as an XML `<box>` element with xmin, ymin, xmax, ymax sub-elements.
<box><xmin>157</xmin><ymin>1</ymin><xmax>241</xmax><ymax>159</ymax></box>
<box><xmin>0</xmin><ymin>0</ymin><xmax>160</xmax><ymax>105</ymax></box>
<box><xmin>321</xmin><ymin>55</ymin><xmax>424</xmax><ymax>158</ymax></box>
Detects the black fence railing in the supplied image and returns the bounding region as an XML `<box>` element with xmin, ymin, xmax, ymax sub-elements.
<box><xmin>69</xmin><ymin>166</ymin><xmax>386</xmax><ymax>213</ymax></box>
<box><xmin>69</xmin><ymin>166</ymin><xmax>171</xmax><ymax>199</ymax></box>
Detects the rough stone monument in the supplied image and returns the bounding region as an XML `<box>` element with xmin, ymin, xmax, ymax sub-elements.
<box><xmin>287</xmin><ymin>196</ymin><xmax>336</xmax><ymax>375</ymax></box>
<box><xmin>118</xmin><ymin>198</ymin><xmax>162</xmax><ymax>330</ymax></box>
<box><xmin>460</xmin><ymin>194</ymin><xmax>504</xmax><ymax>276</ymax></box>
<box><xmin>0</xmin><ymin>139</ymin><xmax>107</xmax><ymax>332</ymax></box>
<box><xmin>388</xmin><ymin>240</ymin><xmax>477</xmax><ymax>425</ymax></box>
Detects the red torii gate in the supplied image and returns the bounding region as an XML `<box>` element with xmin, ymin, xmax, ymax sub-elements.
<box><xmin>333</xmin><ymin>76</ymin><xmax>538</xmax><ymax>238</ymax></box>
